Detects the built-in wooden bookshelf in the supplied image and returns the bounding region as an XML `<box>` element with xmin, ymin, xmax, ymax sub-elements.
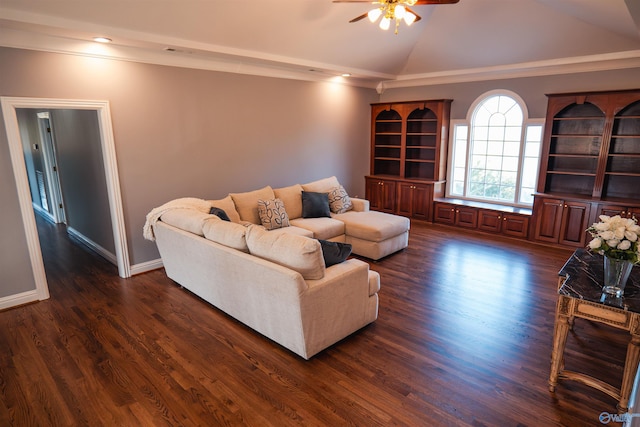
<box><xmin>533</xmin><ymin>89</ymin><xmax>640</xmax><ymax>247</ymax></box>
<box><xmin>367</xmin><ymin>100</ymin><xmax>451</xmax><ymax>221</ymax></box>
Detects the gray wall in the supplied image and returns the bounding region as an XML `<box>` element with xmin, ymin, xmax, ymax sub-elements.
<box><xmin>378</xmin><ymin>69</ymin><xmax>640</xmax><ymax>119</ymax></box>
<box><xmin>0</xmin><ymin>46</ymin><xmax>377</xmax><ymax>300</ymax></box>
<box><xmin>16</xmin><ymin>109</ymin><xmax>47</xmax><ymax>213</ymax></box>
<box><xmin>0</xmin><ymin>107</ymin><xmax>37</xmax><ymax>298</ymax></box>
<box><xmin>50</xmin><ymin>109</ymin><xmax>115</xmax><ymax>254</ymax></box>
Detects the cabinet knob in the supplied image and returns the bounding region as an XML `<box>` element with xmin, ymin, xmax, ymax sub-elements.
<box><xmin>564</xmin><ymin>204</ymin><xmax>568</xmax><ymax>208</ymax></box>
<box><xmin>456</xmin><ymin>209</ymin><xmax>459</xmax><ymax>213</ymax></box>
<box><xmin>451</xmin><ymin>208</ymin><xmax>454</xmax><ymax>212</ymax></box>
<box><xmin>503</xmin><ymin>217</ymin><xmax>507</xmax><ymax>221</ymax></box>
<box><xmin>559</xmin><ymin>203</ymin><xmax>563</xmax><ymax>207</ymax></box>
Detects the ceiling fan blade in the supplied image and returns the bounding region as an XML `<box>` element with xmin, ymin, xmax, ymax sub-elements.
<box><xmin>349</xmin><ymin>12</ymin><xmax>370</xmax><ymax>23</ymax></box>
<box><xmin>413</xmin><ymin>0</ymin><xmax>459</xmax><ymax>4</ymax></box>
<box><xmin>405</xmin><ymin>7</ymin><xmax>422</xmax><ymax>22</ymax></box>
<box><xmin>334</xmin><ymin>0</ymin><xmax>459</xmax><ymax>3</ymax></box>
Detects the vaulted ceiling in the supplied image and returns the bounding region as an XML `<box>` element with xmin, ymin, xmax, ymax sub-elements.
<box><xmin>1</xmin><ymin>0</ymin><xmax>639</xmax><ymax>89</ymax></box>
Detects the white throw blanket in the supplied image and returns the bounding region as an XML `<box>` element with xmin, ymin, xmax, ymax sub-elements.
<box><xmin>143</xmin><ymin>197</ymin><xmax>212</xmax><ymax>241</ymax></box>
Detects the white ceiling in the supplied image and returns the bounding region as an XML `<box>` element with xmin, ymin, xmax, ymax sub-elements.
<box><xmin>1</xmin><ymin>0</ymin><xmax>639</xmax><ymax>89</ymax></box>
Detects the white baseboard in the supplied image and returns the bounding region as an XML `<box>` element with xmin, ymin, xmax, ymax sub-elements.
<box><xmin>130</xmin><ymin>258</ymin><xmax>163</xmax><ymax>275</ymax></box>
<box><xmin>0</xmin><ymin>289</ymin><xmax>42</xmax><ymax>311</ymax></box>
<box><xmin>67</xmin><ymin>227</ymin><xmax>117</xmax><ymax>265</ymax></box>
<box><xmin>32</xmin><ymin>202</ymin><xmax>55</xmax><ymax>224</ymax></box>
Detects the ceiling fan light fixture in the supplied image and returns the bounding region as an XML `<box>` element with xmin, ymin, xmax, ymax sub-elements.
<box><xmin>379</xmin><ymin>16</ymin><xmax>391</xmax><ymax>30</ymax></box>
<box><xmin>403</xmin><ymin>10</ymin><xmax>417</xmax><ymax>26</ymax></box>
<box><xmin>367</xmin><ymin>8</ymin><xmax>382</xmax><ymax>23</ymax></box>
<box><xmin>395</xmin><ymin>5</ymin><xmax>406</xmax><ymax>19</ymax></box>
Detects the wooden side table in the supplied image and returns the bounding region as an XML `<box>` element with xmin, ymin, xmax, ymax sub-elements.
<box><xmin>549</xmin><ymin>249</ymin><xmax>640</xmax><ymax>412</ymax></box>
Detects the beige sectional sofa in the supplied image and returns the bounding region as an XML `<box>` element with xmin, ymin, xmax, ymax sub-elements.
<box><xmin>146</xmin><ymin>176</ymin><xmax>409</xmax><ymax>359</ymax></box>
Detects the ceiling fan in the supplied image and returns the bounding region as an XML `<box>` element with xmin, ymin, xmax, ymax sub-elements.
<box><xmin>334</xmin><ymin>0</ymin><xmax>460</xmax><ymax>34</ymax></box>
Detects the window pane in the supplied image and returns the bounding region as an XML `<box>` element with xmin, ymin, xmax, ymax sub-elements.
<box><xmin>524</xmin><ymin>141</ymin><xmax>540</xmax><ymax>158</ymax></box>
<box><xmin>519</xmin><ymin>124</ymin><xmax>543</xmax><ymax>204</ymax></box>
<box><xmin>504</xmin><ymin>141</ymin><xmax>520</xmax><ymax>156</ymax></box>
<box><xmin>486</xmin><ymin>156</ymin><xmax>502</xmax><ymax>170</ymax></box>
<box><xmin>472</xmin><ymin>140</ymin><xmax>487</xmax><ymax>154</ymax></box>
<box><xmin>450</xmin><ymin>124</ymin><xmax>468</xmax><ymax>197</ymax></box>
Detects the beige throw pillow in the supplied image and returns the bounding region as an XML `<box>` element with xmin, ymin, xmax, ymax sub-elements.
<box><xmin>274</xmin><ymin>184</ymin><xmax>303</xmax><ymax>220</ymax></box>
<box><xmin>230</xmin><ymin>186</ymin><xmax>275</xmax><ymax>224</ymax></box>
<box><xmin>208</xmin><ymin>195</ymin><xmax>241</xmax><ymax>223</ymax></box>
<box><xmin>302</xmin><ymin>176</ymin><xmax>341</xmax><ymax>193</ymax></box>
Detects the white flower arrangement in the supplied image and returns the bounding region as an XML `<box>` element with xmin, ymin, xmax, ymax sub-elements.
<box><xmin>587</xmin><ymin>215</ymin><xmax>640</xmax><ymax>264</ymax></box>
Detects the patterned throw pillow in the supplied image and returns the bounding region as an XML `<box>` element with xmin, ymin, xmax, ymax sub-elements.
<box><xmin>257</xmin><ymin>198</ymin><xmax>290</xmax><ymax>230</ymax></box>
<box><xmin>328</xmin><ymin>185</ymin><xmax>353</xmax><ymax>214</ymax></box>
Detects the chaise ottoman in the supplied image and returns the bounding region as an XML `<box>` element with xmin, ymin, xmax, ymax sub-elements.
<box><xmin>333</xmin><ymin>210</ymin><xmax>410</xmax><ymax>260</ymax></box>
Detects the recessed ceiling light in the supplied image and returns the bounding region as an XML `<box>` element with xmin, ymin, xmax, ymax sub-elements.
<box><xmin>93</xmin><ymin>37</ymin><xmax>112</xmax><ymax>43</ymax></box>
<box><xmin>341</xmin><ymin>73</ymin><xmax>352</xmax><ymax>77</ymax></box>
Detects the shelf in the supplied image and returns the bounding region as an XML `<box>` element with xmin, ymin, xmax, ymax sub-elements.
<box><xmin>549</xmin><ymin>154</ymin><xmax>598</xmax><ymax>158</ymax></box>
<box><xmin>375</xmin><ymin>132</ymin><xmax>402</xmax><ymax>136</ymax></box>
<box><xmin>606</xmin><ymin>172</ymin><xmax>640</xmax><ymax>177</ymax></box>
<box><xmin>374</xmin><ymin>157</ymin><xmax>401</xmax><ymax>161</ymax></box>
<box><xmin>547</xmin><ymin>171</ymin><xmax>597</xmax><ymax>176</ymax></box>
<box><xmin>406</xmin><ymin>159</ymin><xmax>435</xmax><ymax>164</ymax></box>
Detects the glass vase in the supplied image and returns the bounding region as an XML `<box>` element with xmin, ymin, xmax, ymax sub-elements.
<box><xmin>602</xmin><ymin>256</ymin><xmax>634</xmax><ymax>298</ymax></box>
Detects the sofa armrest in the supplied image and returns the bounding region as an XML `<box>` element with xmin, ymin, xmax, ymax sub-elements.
<box><xmin>300</xmin><ymin>258</ymin><xmax>378</xmax><ymax>357</ymax></box>
<box><xmin>350</xmin><ymin>197</ymin><xmax>370</xmax><ymax>212</ymax></box>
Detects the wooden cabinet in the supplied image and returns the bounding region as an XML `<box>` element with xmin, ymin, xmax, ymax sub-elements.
<box><xmin>478</xmin><ymin>210</ymin><xmax>530</xmax><ymax>238</ymax></box>
<box><xmin>596</xmin><ymin>203</ymin><xmax>640</xmax><ymax>220</ymax></box>
<box><xmin>368</xmin><ymin>100</ymin><xmax>451</xmax><ymax>220</ymax></box>
<box><xmin>533</xmin><ymin>89</ymin><xmax>639</xmax><ymax>248</ymax></box>
<box><xmin>433</xmin><ymin>202</ymin><xmax>477</xmax><ymax>228</ymax></box>
<box><xmin>397</xmin><ymin>182</ymin><xmax>433</xmax><ymax>221</ymax></box>
<box><xmin>365</xmin><ymin>177</ymin><xmax>396</xmax><ymax>213</ymax></box>
<box><xmin>435</xmin><ymin>201</ymin><xmax>530</xmax><ymax>238</ymax></box>
<box><xmin>533</xmin><ymin>196</ymin><xmax>592</xmax><ymax>247</ymax></box>
<box><xmin>367</xmin><ymin>176</ymin><xmax>443</xmax><ymax>221</ymax></box>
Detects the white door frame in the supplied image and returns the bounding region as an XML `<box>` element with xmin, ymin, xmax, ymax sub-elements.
<box><xmin>1</xmin><ymin>97</ymin><xmax>131</xmax><ymax>304</ymax></box>
<box><xmin>36</xmin><ymin>112</ymin><xmax>66</xmax><ymax>224</ymax></box>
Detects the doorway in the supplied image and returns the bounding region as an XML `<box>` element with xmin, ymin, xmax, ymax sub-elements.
<box><xmin>1</xmin><ymin>97</ymin><xmax>130</xmax><ymax>307</ymax></box>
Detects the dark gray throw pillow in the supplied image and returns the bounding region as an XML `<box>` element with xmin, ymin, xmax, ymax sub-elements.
<box><xmin>301</xmin><ymin>191</ymin><xmax>331</xmax><ymax>218</ymax></box>
<box><xmin>318</xmin><ymin>239</ymin><xmax>352</xmax><ymax>267</ymax></box>
<box><xmin>209</xmin><ymin>207</ymin><xmax>231</xmax><ymax>221</ymax></box>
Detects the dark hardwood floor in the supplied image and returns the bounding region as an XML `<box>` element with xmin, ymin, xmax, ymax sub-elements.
<box><xmin>0</xmin><ymin>214</ymin><xmax>634</xmax><ymax>426</ymax></box>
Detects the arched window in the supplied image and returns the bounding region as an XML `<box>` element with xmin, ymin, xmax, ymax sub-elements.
<box><xmin>448</xmin><ymin>91</ymin><xmax>543</xmax><ymax>206</ymax></box>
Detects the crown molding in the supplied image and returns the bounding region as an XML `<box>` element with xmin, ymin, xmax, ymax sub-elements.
<box><xmin>0</xmin><ymin>25</ymin><xmax>385</xmax><ymax>89</ymax></box>
<box><xmin>376</xmin><ymin>50</ymin><xmax>640</xmax><ymax>93</ymax></box>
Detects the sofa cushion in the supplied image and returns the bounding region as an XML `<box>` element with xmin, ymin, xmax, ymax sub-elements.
<box><xmin>264</xmin><ymin>225</ymin><xmax>314</xmax><ymax>238</ymax></box>
<box><xmin>209</xmin><ymin>195</ymin><xmax>241</xmax><ymax>223</ymax></box>
<box><xmin>302</xmin><ymin>191</ymin><xmax>331</xmax><ymax>218</ymax></box>
<box><xmin>257</xmin><ymin>198</ymin><xmax>290</xmax><ymax>230</ymax></box>
<box><xmin>245</xmin><ymin>224</ymin><xmax>325</xmax><ymax>280</ymax></box>
<box><xmin>290</xmin><ymin>217</ymin><xmax>345</xmax><ymax>240</ymax></box>
<box><xmin>334</xmin><ymin>211</ymin><xmax>410</xmax><ymax>242</ymax></box>
<box><xmin>302</xmin><ymin>176</ymin><xmax>341</xmax><ymax>193</ymax></box>
<box><xmin>328</xmin><ymin>185</ymin><xmax>353</xmax><ymax>214</ymax></box>
<box><xmin>202</xmin><ymin>217</ymin><xmax>249</xmax><ymax>252</ymax></box>
<box><xmin>230</xmin><ymin>186</ymin><xmax>275</xmax><ymax>224</ymax></box>
<box><xmin>274</xmin><ymin>184</ymin><xmax>303</xmax><ymax>220</ymax></box>
<box><xmin>160</xmin><ymin>209</ymin><xmax>214</xmax><ymax>236</ymax></box>
<box><xmin>318</xmin><ymin>239</ymin><xmax>352</xmax><ymax>267</ymax></box>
